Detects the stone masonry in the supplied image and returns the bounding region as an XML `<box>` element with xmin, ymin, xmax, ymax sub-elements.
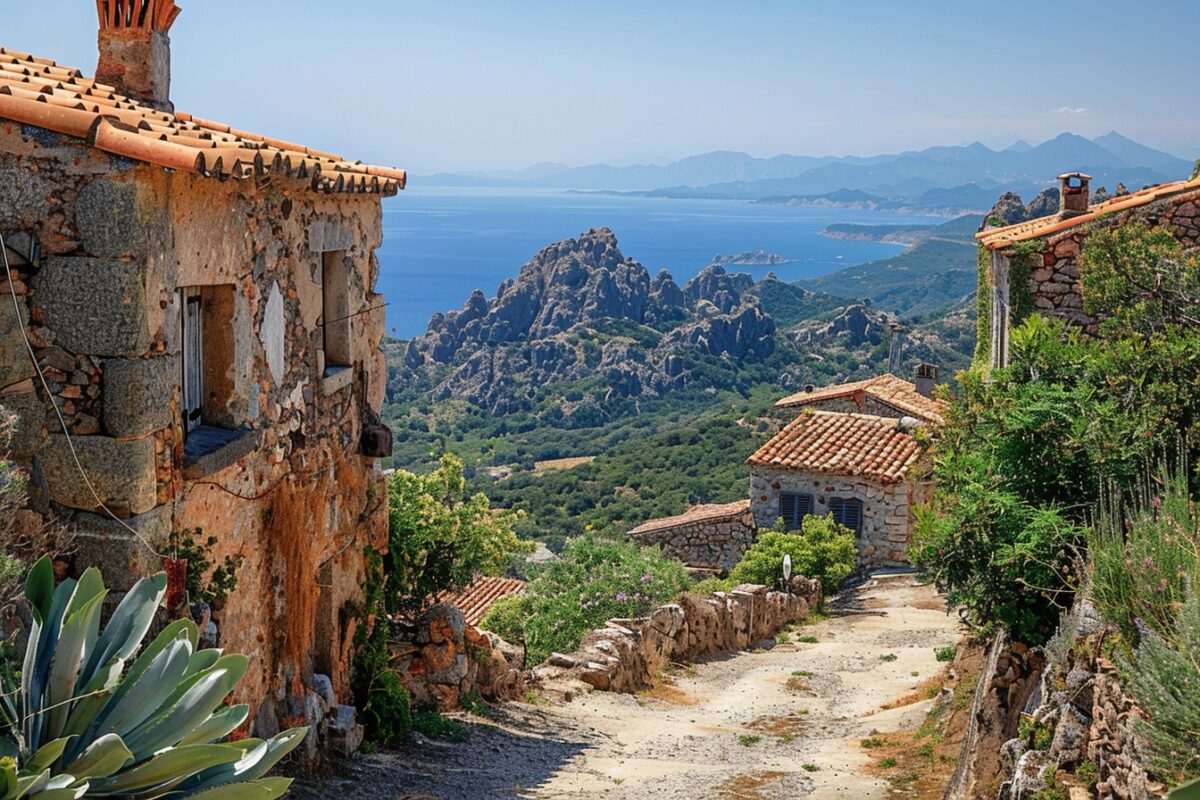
<box><xmin>749</xmin><ymin>467</ymin><xmax>928</xmax><ymax>568</ymax></box>
<box><xmin>627</xmin><ymin>500</ymin><xmax>757</xmax><ymax>571</ymax></box>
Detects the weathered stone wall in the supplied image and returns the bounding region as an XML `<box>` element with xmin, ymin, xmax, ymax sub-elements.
<box><xmin>749</xmin><ymin>467</ymin><xmax>924</xmax><ymax>567</ymax></box>
<box><xmin>532</xmin><ymin>579</ymin><xmax>821</xmax><ymax>695</ymax></box>
<box><xmin>629</xmin><ymin>504</ymin><xmax>758</xmax><ymax>570</ymax></box>
<box><xmin>387</xmin><ymin>604</ymin><xmax>526</xmax><ymax>710</ymax></box>
<box><xmin>989</xmin><ymin>186</ymin><xmax>1200</xmax><ymax>366</ymax></box>
<box><xmin>990</xmin><ymin>599</ymin><xmax>1166</xmax><ymax>800</ymax></box>
<box><xmin>0</xmin><ymin>119</ymin><xmax>390</xmax><ymax>745</ymax></box>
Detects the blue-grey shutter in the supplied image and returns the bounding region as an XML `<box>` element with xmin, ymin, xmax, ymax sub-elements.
<box><xmin>780</xmin><ymin>493</ymin><xmax>798</xmax><ymax>529</ymax></box>
<box><xmin>831</xmin><ymin>497</ymin><xmax>863</xmax><ymax>533</ymax></box>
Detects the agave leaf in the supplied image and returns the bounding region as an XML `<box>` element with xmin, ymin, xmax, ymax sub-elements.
<box><xmin>183</xmin><ymin>650</ymin><xmax>222</xmax><ymax>679</ymax></box>
<box><xmin>98</xmin><ymin>636</ymin><xmax>193</xmax><ymax>740</ymax></box>
<box><xmin>178</xmin><ymin>705</ymin><xmax>249</xmax><ymax>747</ymax></box>
<box><xmin>45</xmin><ymin>590</ymin><xmax>107</xmax><ymax>741</ymax></box>
<box><xmin>60</xmin><ymin>658</ymin><xmax>125</xmax><ymax>744</ymax></box>
<box><xmin>1170</xmin><ymin>779</ymin><xmax>1200</xmax><ymax>800</ymax></box>
<box><xmin>24</xmin><ymin>736</ymin><xmax>72</xmax><ymax>774</ymax></box>
<box><xmin>155</xmin><ymin>655</ymin><xmax>248</xmax><ymax>719</ymax></box>
<box><xmin>179</xmin><ymin>729</ymin><xmax>306</xmax><ymax>794</ymax></box>
<box><xmin>86</xmin><ymin>744</ymin><xmax>242</xmax><ymax>794</ymax></box>
<box><xmin>27</xmin><ymin>578</ymin><xmax>77</xmax><ymax>749</ymax></box>
<box><xmin>63</xmin><ymin>733</ymin><xmax>133</xmax><ymax>781</ymax></box>
<box><xmin>12</xmin><ymin>767</ymin><xmax>49</xmax><ymax>798</ymax></box>
<box><xmin>78</xmin><ymin>574</ymin><xmax>167</xmax><ymax>694</ymax></box>
<box><xmin>121</xmin><ymin>668</ymin><xmax>240</xmax><ymax>759</ymax></box>
<box><xmin>30</xmin><ymin>788</ymin><xmax>89</xmax><ymax>800</ymax></box>
<box><xmin>182</xmin><ymin>777</ymin><xmax>294</xmax><ymax>800</ymax></box>
<box><xmin>23</xmin><ymin>557</ymin><xmax>54</xmax><ymax>622</ymax></box>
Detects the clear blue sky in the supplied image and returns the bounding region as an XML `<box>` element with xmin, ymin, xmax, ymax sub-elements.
<box><xmin>8</xmin><ymin>1</ymin><xmax>1199</xmax><ymax>174</ymax></box>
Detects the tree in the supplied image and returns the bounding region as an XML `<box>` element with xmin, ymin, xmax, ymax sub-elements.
<box><xmin>382</xmin><ymin>454</ymin><xmax>530</xmax><ymax>616</ymax></box>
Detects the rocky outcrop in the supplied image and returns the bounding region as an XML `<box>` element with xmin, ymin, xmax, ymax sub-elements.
<box><xmin>403</xmin><ymin>228</ymin><xmax>781</xmax><ymax>411</ymax></box>
<box><xmin>793</xmin><ymin>303</ymin><xmax>885</xmax><ymax>348</ymax></box>
<box><xmin>532</xmin><ymin>579</ymin><xmax>820</xmax><ymax>696</ymax></box>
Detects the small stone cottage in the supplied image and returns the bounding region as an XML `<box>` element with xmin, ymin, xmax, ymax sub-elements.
<box><xmin>0</xmin><ymin>2</ymin><xmax>404</xmax><ymax>740</ymax></box>
<box><xmin>630</xmin><ymin>370</ymin><xmax>942</xmax><ymax>571</ymax></box>
<box><xmin>978</xmin><ymin>171</ymin><xmax>1200</xmax><ymax>368</ymax></box>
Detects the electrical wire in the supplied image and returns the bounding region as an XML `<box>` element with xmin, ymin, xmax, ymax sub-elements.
<box><xmin>0</xmin><ymin>232</ymin><xmax>167</xmax><ymax>559</ymax></box>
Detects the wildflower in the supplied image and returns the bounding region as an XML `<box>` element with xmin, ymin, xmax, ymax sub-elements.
<box><xmin>616</xmin><ymin>592</ymin><xmax>628</xmax><ymax>602</ymax></box>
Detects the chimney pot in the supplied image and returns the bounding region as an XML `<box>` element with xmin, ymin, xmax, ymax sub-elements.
<box><xmin>95</xmin><ymin>0</ymin><xmax>181</xmax><ymax>112</ymax></box>
<box><xmin>1057</xmin><ymin>172</ymin><xmax>1091</xmax><ymax>219</ymax></box>
<box><xmin>914</xmin><ymin>363</ymin><xmax>937</xmax><ymax>398</ymax></box>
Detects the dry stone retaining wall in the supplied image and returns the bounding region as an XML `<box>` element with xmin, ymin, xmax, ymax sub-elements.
<box><xmin>532</xmin><ymin>578</ymin><xmax>821</xmax><ymax>695</ymax></box>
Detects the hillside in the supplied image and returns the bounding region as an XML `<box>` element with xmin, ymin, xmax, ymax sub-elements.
<box><xmin>799</xmin><ymin>215</ymin><xmax>982</xmax><ymax>317</ymax></box>
<box><xmin>383</xmin><ymin>228</ymin><xmax>977</xmax><ymax>544</ymax></box>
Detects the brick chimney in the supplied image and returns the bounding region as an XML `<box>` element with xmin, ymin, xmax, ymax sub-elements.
<box><xmin>1057</xmin><ymin>172</ymin><xmax>1091</xmax><ymax>219</ymax></box>
<box><xmin>913</xmin><ymin>363</ymin><xmax>937</xmax><ymax>398</ymax></box>
<box><xmin>96</xmin><ymin>0</ymin><xmax>182</xmax><ymax>112</ymax></box>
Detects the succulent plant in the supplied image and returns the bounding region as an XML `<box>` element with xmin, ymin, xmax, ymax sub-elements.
<box><xmin>0</xmin><ymin>557</ymin><xmax>306</xmax><ymax>798</ymax></box>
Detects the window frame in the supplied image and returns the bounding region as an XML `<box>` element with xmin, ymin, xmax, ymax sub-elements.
<box><xmin>779</xmin><ymin>491</ymin><xmax>814</xmax><ymax>531</ymax></box>
<box><xmin>829</xmin><ymin>496</ymin><xmax>864</xmax><ymax>534</ymax></box>
<box><xmin>321</xmin><ymin>251</ymin><xmax>352</xmax><ymax>374</ymax></box>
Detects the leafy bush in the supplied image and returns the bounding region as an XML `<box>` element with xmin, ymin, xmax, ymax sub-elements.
<box><xmin>0</xmin><ymin>558</ymin><xmax>304</xmax><ymax>799</ymax></box>
<box><xmin>351</xmin><ymin>551</ymin><xmax>412</xmax><ymax>748</ymax></box>
<box><xmin>480</xmin><ymin>533</ymin><xmax>690</xmax><ymax>664</ymax></box>
<box><xmin>383</xmin><ymin>454</ymin><xmax>531</xmax><ymax>616</ymax></box>
<box><xmin>728</xmin><ymin>516</ymin><xmax>857</xmax><ymax>595</ymax></box>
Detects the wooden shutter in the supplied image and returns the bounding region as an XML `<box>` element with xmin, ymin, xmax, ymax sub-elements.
<box><xmin>780</xmin><ymin>493</ymin><xmax>814</xmax><ymax>530</ymax></box>
<box><xmin>181</xmin><ymin>288</ymin><xmax>203</xmax><ymax>434</ymax></box>
<box><xmin>780</xmin><ymin>493</ymin><xmax>797</xmax><ymax>529</ymax></box>
<box><xmin>831</xmin><ymin>497</ymin><xmax>863</xmax><ymax>534</ymax></box>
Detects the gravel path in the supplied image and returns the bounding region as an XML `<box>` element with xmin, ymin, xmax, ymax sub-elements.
<box><xmin>293</xmin><ymin>574</ymin><xmax>963</xmax><ymax>799</ymax></box>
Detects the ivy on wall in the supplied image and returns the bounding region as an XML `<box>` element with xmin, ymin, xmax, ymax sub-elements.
<box><xmin>972</xmin><ymin>240</ymin><xmax>1045</xmax><ymax>369</ymax></box>
<box><xmin>973</xmin><ymin>246</ymin><xmax>993</xmax><ymax>367</ymax></box>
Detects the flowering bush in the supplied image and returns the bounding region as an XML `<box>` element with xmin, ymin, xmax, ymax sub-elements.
<box><xmin>481</xmin><ymin>533</ymin><xmax>690</xmax><ymax>664</ymax></box>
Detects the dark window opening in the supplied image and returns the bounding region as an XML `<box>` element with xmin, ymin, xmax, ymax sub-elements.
<box><xmin>321</xmin><ymin>251</ymin><xmax>351</xmax><ymax>373</ymax></box>
<box><xmin>829</xmin><ymin>497</ymin><xmax>863</xmax><ymax>534</ymax></box>
<box><xmin>181</xmin><ymin>285</ymin><xmax>250</xmax><ymax>468</ymax></box>
<box><xmin>779</xmin><ymin>492</ymin><xmax>814</xmax><ymax>531</ymax></box>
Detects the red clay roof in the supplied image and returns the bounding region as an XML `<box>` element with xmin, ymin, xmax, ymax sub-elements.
<box><xmin>0</xmin><ymin>46</ymin><xmax>405</xmax><ymax>195</ymax></box>
<box><xmin>628</xmin><ymin>499</ymin><xmax>751</xmax><ymax>537</ymax></box>
<box><xmin>775</xmin><ymin>374</ymin><xmax>946</xmax><ymax>426</ymax></box>
<box><xmin>747</xmin><ymin>410</ymin><xmax>924</xmax><ymax>484</ymax></box>
<box><xmin>434</xmin><ymin>576</ymin><xmax>526</xmax><ymax>627</ymax></box>
<box><xmin>977</xmin><ymin>177</ymin><xmax>1200</xmax><ymax>250</ymax></box>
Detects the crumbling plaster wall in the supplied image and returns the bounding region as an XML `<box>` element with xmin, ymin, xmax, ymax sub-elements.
<box><xmin>749</xmin><ymin>466</ymin><xmax>925</xmax><ymax>567</ymax></box>
<box><xmin>0</xmin><ymin>119</ymin><xmax>390</xmax><ymax>736</ymax></box>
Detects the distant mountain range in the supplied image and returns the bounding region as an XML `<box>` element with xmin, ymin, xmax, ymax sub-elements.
<box><xmin>422</xmin><ymin>132</ymin><xmax>1194</xmax><ymax>213</ymax></box>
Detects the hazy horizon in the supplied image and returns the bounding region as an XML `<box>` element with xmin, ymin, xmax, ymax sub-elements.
<box><xmin>7</xmin><ymin>1</ymin><xmax>1199</xmax><ymax>174</ymax></box>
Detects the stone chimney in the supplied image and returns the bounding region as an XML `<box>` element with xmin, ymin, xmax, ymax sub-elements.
<box><xmin>913</xmin><ymin>363</ymin><xmax>937</xmax><ymax>398</ymax></box>
<box><xmin>96</xmin><ymin>0</ymin><xmax>182</xmax><ymax>112</ymax></box>
<box><xmin>1057</xmin><ymin>172</ymin><xmax>1091</xmax><ymax>219</ymax></box>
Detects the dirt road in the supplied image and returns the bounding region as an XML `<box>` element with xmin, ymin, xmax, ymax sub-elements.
<box><xmin>295</xmin><ymin>573</ymin><xmax>963</xmax><ymax>799</ymax></box>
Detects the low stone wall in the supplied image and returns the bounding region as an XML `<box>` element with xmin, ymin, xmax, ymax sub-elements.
<box><xmin>388</xmin><ymin>604</ymin><xmax>526</xmax><ymax>711</ymax></box>
<box><xmin>532</xmin><ymin>578</ymin><xmax>821</xmax><ymax>695</ymax></box>
<box><xmin>989</xmin><ymin>598</ymin><xmax>1166</xmax><ymax>800</ymax></box>
<box><xmin>628</xmin><ymin>500</ymin><xmax>757</xmax><ymax>571</ymax></box>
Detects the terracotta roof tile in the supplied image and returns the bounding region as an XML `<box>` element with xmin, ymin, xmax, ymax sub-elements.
<box><xmin>0</xmin><ymin>46</ymin><xmax>405</xmax><ymax>196</ymax></box>
<box><xmin>628</xmin><ymin>499</ymin><xmax>751</xmax><ymax>537</ymax></box>
<box><xmin>977</xmin><ymin>178</ymin><xmax>1200</xmax><ymax>250</ymax></box>
<box><xmin>434</xmin><ymin>576</ymin><xmax>526</xmax><ymax>628</ymax></box>
<box><xmin>747</xmin><ymin>410</ymin><xmax>924</xmax><ymax>484</ymax></box>
<box><xmin>774</xmin><ymin>374</ymin><xmax>946</xmax><ymax>425</ymax></box>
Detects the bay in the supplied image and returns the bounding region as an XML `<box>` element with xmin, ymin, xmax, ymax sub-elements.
<box><xmin>376</xmin><ymin>187</ymin><xmax>941</xmax><ymax>339</ymax></box>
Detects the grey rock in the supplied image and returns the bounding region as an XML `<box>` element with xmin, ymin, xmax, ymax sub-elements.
<box><xmin>34</xmin><ymin>257</ymin><xmax>151</xmax><ymax>357</ymax></box>
<box><xmin>75</xmin><ymin>179</ymin><xmax>144</xmax><ymax>259</ymax></box>
<box><xmin>73</xmin><ymin>504</ymin><xmax>172</xmax><ymax>590</ymax></box>
<box><xmin>0</xmin><ymin>300</ymin><xmax>35</xmax><ymax>390</ymax></box>
<box><xmin>1026</xmin><ymin>187</ymin><xmax>1060</xmax><ymax>220</ymax></box>
<box><xmin>102</xmin><ymin>355</ymin><xmax>178</xmax><ymax>437</ymax></box>
<box><xmin>41</xmin><ymin>433</ymin><xmax>157</xmax><ymax>515</ymax></box>
<box><xmin>683</xmin><ymin>265</ymin><xmax>753</xmax><ymax>313</ymax></box>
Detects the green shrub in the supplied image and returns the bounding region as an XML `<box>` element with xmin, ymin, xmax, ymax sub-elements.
<box><xmin>727</xmin><ymin>516</ymin><xmax>857</xmax><ymax>595</ymax></box>
<box><xmin>690</xmin><ymin>576</ymin><xmax>735</xmax><ymax>595</ymax></box>
<box><xmin>935</xmin><ymin>646</ymin><xmax>957</xmax><ymax>662</ymax></box>
<box><xmin>0</xmin><ymin>558</ymin><xmax>304</xmax><ymax>799</ymax></box>
<box><xmin>480</xmin><ymin>533</ymin><xmax>691</xmax><ymax>664</ymax></box>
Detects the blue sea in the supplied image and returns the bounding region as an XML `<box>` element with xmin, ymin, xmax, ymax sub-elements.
<box><xmin>375</xmin><ymin>188</ymin><xmax>941</xmax><ymax>339</ymax></box>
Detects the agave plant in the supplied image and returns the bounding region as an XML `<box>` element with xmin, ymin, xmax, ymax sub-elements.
<box><xmin>0</xmin><ymin>557</ymin><xmax>306</xmax><ymax>798</ymax></box>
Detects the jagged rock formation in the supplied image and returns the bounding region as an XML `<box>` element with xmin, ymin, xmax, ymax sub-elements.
<box><xmin>792</xmin><ymin>303</ymin><xmax>886</xmax><ymax>348</ymax></box>
<box><xmin>403</xmin><ymin>228</ymin><xmax>778</xmax><ymax>410</ymax></box>
<box><xmin>1026</xmin><ymin>186</ymin><xmax>1060</xmax><ymax>218</ymax></box>
<box><xmin>986</xmin><ymin>191</ymin><xmax>1030</xmax><ymax>226</ymax></box>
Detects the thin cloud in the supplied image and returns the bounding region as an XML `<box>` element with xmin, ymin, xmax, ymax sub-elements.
<box><xmin>1053</xmin><ymin>106</ymin><xmax>1090</xmax><ymax>115</ymax></box>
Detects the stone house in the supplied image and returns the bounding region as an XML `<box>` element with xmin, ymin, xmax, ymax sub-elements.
<box><xmin>0</xmin><ymin>3</ymin><xmax>404</xmax><ymax>739</ymax></box>
<box><xmin>628</xmin><ymin>499</ymin><xmax>756</xmax><ymax>572</ymax></box>
<box><xmin>628</xmin><ymin>371</ymin><xmax>942</xmax><ymax>571</ymax></box>
<box><xmin>978</xmin><ymin>171</ymin><xmax>1200</xmax><ymax>368</ymax></box>
<box><xmin>747</xmin><ymin>407</ymin><xmax>933</xmax><ymax>568</ymax></box>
